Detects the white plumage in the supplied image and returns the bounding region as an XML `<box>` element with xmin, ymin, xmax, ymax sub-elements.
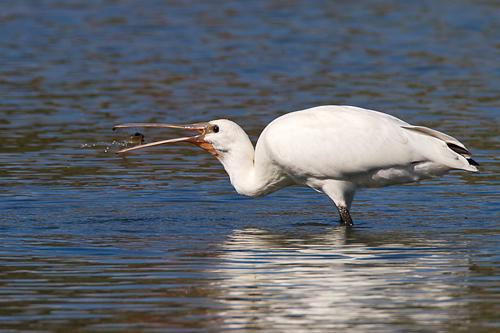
<box><xmin>114</xmin><ymin>105</ymin><xmax>478</xmax><ymax>226</ymax></box>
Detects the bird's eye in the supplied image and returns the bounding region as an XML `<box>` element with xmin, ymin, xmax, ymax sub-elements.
<box><xmin>213</xmin><ymin>125</ymin><xmax>219</xmax><ymax>133</ymax></box>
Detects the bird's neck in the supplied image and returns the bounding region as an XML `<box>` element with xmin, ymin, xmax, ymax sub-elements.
<box><xmin>217</xmin><ymin>136</ymin><xmax>288</xmax><ymax>197</ymax></box>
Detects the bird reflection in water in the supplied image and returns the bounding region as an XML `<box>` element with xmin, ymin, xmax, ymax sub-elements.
<box><xmin>210</xmin><ymin>227</ymin><xmax>470</xmax><ymax>330</ymax></box>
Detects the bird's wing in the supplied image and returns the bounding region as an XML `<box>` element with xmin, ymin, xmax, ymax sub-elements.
<box><xmin>258</xmin><ymin>105</ymin><xmax>474</xmax><ymax>180</ymax></box>
<box><xmin>258</xmin><ymin>106</ymin><xmax>414</xmax><ymax>178</ymax></box>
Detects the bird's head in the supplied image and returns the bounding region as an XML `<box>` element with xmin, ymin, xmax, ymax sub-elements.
<box><xmin>113</xmin><ymin>119</ymin><xmax>251</xmax><ymax>160</ymax></box>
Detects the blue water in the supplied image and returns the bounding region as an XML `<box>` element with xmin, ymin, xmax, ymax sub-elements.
<box><xmin>1</xmin><ymin>0</ymin><xmax>499</xmax><ymax>332</ymax></box>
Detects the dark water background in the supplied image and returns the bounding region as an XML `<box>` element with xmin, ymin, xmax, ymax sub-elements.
<box><xmin>1</xmin><ymin>0</ymin><xmax>499</xmax><ymax>332</ymax></box>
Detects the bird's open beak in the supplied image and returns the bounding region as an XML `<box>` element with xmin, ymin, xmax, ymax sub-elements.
<box><xmin>112</xmin><ymin>122</ymin><xmax>218</xmax><ymax>156</ymax></box>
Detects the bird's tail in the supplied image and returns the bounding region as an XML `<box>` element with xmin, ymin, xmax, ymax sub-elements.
<box><xmin>402</xmin><ymin>125</ymin><xmax>479</xmax><ymax>172</ymax></box>
<box><xmin>446</xmin><ymin>142</ymin><xmax>479</xmax><ymax>172</ymax></box>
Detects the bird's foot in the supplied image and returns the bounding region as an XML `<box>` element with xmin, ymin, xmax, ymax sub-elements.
<box><xmin>338</xmin><ymin>206</ymin><xmax>353</xmax><ymax>226</ymax></box>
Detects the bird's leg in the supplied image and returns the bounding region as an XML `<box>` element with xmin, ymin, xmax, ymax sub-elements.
<box><xmin>321</xmin><ymin>180</ymin><xmax>356</xmax><ymax>226</ymax></box>
<box><xmin>337</xmin><ymin>206</ymin><xmax>353</xmax><ymax>226</ymax></box>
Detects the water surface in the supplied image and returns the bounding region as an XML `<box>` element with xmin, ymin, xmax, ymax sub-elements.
<box><xmin>1</xmin><ymin>0</ymin><xmax>499</xmax><ymax>332</ymax></box>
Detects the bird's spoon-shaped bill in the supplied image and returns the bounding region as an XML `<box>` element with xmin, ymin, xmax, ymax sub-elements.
<box><xmin>113</xmin><ymin>122</ymin><xmax>208</xmax><ymax>131</ymax></box>
<box><xmin>112</xmin><ymin>122</ymin><xmax>213</xmax><ymax>154</ymax></box>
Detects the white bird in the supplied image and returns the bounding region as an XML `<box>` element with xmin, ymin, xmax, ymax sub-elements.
<box><xmin>114</xmin><ymin>105</ymin><xmax>478</xmax><ymax>226</ymax></box>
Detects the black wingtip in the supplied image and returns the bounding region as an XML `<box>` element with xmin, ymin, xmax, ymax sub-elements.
<box><xmin>447</xmin><ymin>142</ymin><xmax>470</xmax><ymax>156</ymax></box>
<box><xmin>467</xmin><ymin>158</ymin><xmax>480</xmax><ymax>166</ymax></box>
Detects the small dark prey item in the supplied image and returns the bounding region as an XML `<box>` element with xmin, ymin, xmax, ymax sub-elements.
<box><xmin>128</xmin><ymin>132</ymin><xmax>145</xmax><ymax>145</ymax></box>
